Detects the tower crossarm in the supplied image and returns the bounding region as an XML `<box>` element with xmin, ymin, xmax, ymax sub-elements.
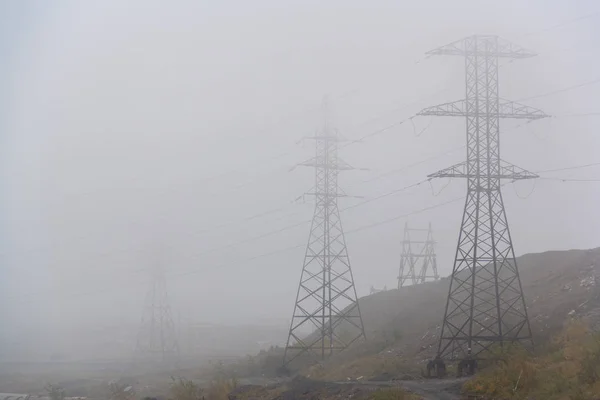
<box><xmin>426</xmin><ymin>35</ymin><xmax>537</xmax><ymax>59</ymax></box>
<box><xmin>498</xmin><ymin>100</ymin><xmax>549</xmax><ymax>120</ymax></box>
<box><xmin>418</xmin><ymin>99</ymin><xmax>549</xmax><ymax>120</ymax></box>
<box><xmin>428</xmin><ymin>160</ymin><xmax>538</xmax><ymax>180</ymax></box>
<box><xmin>417</xmin><ymin>99</ymin><xmax>467</xmax><ymax>117</ymax></box>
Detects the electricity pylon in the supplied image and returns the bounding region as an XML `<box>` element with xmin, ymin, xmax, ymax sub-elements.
<box><xmin>398</xmin><ymin>222</ymin><xmax>439</xmax><ymax>288</ymax></box>
<box><xmin>283</xmin><ymin>99</ymin><xmax>366</xmax><ymax>367</ymax></box>
<box><xmin>134</xmin><ymin>254</ymin><xmax>179</xmax><ymax>364</ymax></box>
<box><xmin>418</xmin><ymin>35</ymin><xmax>549</xmax><ymax>364</ymax></box>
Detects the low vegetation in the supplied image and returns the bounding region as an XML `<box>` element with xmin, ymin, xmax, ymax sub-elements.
<box><xmin>108</xmin><ymin>382</ymin><xmax>135</xmax><ymax>400</ymax></box>
<box><xmin>169</xmin><ymin>378</ymin><xmax>205</xmax><ymax>400</ymax></box>
<box><xmin>368</xmin><ymin>388</ymin><xmax>420</xmax><ymax>400</ymax></box>
<box><xmin>45</xmin><ymin>384</ymin><xmax>66</xmax><ymax>400</ymax></box>
<box><xmin>305</xmin><ymin>353</ymin><xmax>419</xmax><ymax>381</ymax></box>
<box><xmin>463</xmin><ymin>319</ymin><xmax>600</xmax><ymax>400</ymax></box>
<box><xmin>168</xmin><ymin>373</ymin><xmax>238</xmax><ymax>400</ymax></box>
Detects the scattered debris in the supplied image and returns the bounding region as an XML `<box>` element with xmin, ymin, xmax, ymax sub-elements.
<box><xmin>580</xmin><ymin>276</ymin><xmax>596</xmax><ymax>288</ymax></box>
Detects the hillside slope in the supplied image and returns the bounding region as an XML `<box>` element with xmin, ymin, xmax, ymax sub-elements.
<box><xmin>291</xmin><ymin>247</ymin><xmax>600</xmax><ymax>379</ymax></box>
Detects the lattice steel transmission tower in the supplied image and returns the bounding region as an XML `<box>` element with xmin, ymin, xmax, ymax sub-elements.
<box><xmin>134</xmin><ymin>256</ymin><xmax>179</xmax><ymax>364</ymax></box>
<box><xmin>398</xmin><ymin>222</ymin><xmax>439</xmax><ymax>288</ymax></box>
<box><xmin>283</xmin><ymin>100</ymin><xmax>366</xmax><ymax>367</ymax></box>
<box><xmin>417</xmin><ymin>36</ymin><xmax>549</xmax><ymax>364</ymax></box>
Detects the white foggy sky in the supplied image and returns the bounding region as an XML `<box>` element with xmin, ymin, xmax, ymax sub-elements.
<box><xmin>1</xmin><ymin>0</ymin><xmax>600</xmax><ymax>345</ymax></box>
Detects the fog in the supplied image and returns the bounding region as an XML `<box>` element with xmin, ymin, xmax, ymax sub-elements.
<box><xmin>1</xmin><ymin>0</ymin><xmax>599</xmax><ymax>361</ymax></box>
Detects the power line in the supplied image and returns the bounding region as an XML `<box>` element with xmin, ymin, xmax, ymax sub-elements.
<box><xmin>10</xmin><ymin>172</ymin><xmax>541</xmax><ymax>306</ymax></box>
<box><xmin>5</xmin><ymin>146</ymin><xmax>470</xmax><ymax>301</ymax></box>
<box><xmin>516</xmin><ymin>10</ymin><xmax>600</xmax><ymax>39</ymax></box>
<box><xmin>410</xmin><ymin>116</ymin><xmax>434</xmax><ymax>137</ymax></box>
<box><xmin>535</xmin><ymin>162</ymin><xmax>600</xmax><ymax>174</ymax></box>
<box><xmin>429</xmin><ymin>178</ymin><xmax>452</xmax><ymax>197</ymax></box>
<box><xmin>6</xmin><ymin>242</ymin><xmax>307</xmax><ymax>305</ymax></box>
<box><xmin>25</xmin><ymin>83</ymin><xmax>454</xmax><ymax>210</ymax></box>
<box><xmin>39</xmin><ymin>147</ymin><xmax>300</xmax><ymax>202</ymax></box>
<box><xmin>176</xmin><ymin>176</ymin><xmax>434</xmax><ymax>265</ymax></box>
<box><xmin>355</xmin><ymin>146</ymin><xmax>465</xmax><ymax>186</ymax></box>
<box><xmin>34</xmin><ymin>89</ymin><xmax>419</xmax><ymax>203</ymax></box>
<box><xmin>340</xmin><ymin>179</ymin><xmax>430</xmax><ymax>213</ymax></box>
<box><xmin>557</xmin><ymin>112</ymin><xmax>600</xmax><ymax>118</ymax></box>
<box><xmin>5</xmin><ymin>174</ymin><xmax>431</xmax><ymax>277</ymax></box>
<box><xmin>341</xmin><ymin>116</ymin><xmax>414</xmax><ymax>147</ymax></box>
<box><xmin>5</xmin><ymin>191</ymin><xmax>469</xmax><ymax>304</ymax></box>
<box><xmin>2</xmin><ymin>98</ymin><xmax>593</xmax><ymax>265</ymax></box>
<box><xmin>0</xmin><ymin>112</ymin><xmax>415</xmax><ymax>260</ymax></box>
<box><xmin>5</xmin><ymin>143</ymin><xmax>453</xmax><ymax>292</ymax></box>
<box><xmin>10</xmin><ymin>19</ymin><xmax>600</xmax><ymax>310</ymax></box>
<box><xmin>5</xmin><ymin>91</ymin><xmax>578</xmax><ymax>269</ymax></box>
<box><xmin>346</xmin><ymin>197</ymin><xmax>463</xmax><ymax>235</ymax></box>
<box><xmin>347</xmin><ymin>86</ymin><xmax>452</xmax><ymax>131</ymax></box>
<box><xmin>212</xmin><ymin>90</ymin><xmax>361</xmax><ymax>150</ymax></box>
<box><xmin>179</xmin><ymin>196</ymin><xmax>465</xmax><ymax>276</ymax></box>
<box><xmin>516</xmin><ymin>77</ymin><xmax>600</xmax><ymax>102</ymax></box>
<box><xmin>538</xmin><ymin>177</ymin><xmax>600</xmax><ymax>183</ymax></box>
<box><xmin>512</xmin><ymin>179</ymin><xmax>537</xmax><ymax>200</ymax></box>
<box><xmin>8</xmin><ymin>172</ymin><xmax>438</xmax><ymax>279</ymax></box>
<box><xmin>0</xmin><ymin>134</ymin><xmax>450</xmax><ymax>263</ymax></box>
<box><xmin>47</xmin><ymin>97</ymin><xmax>593</xmax><ymax>260</ymax></box>
<box><xmin>6</xmin><ymin>78</ymin><xmax>597</xmax><ymax>276</ymax></box>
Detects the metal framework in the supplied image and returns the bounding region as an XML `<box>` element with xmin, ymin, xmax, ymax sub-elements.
<box><xmin>398</xmin><ymin>222</ymin><xmax>439</xmax><ymax>288</ymax></box>
<box><xmin>283</xmin><ymin>102</ymin><xmax>366</xmax><ymax>367</ymax></box>
<box><xmin>134</xmin><ymin>256</ymin><xmax>179</xmax><ymax>363</ymax></box>
<box><xmin>418</xmin><ymin>35</ymin><xmax>549</xmax><ymax>361</ymax></box>
<box><xmin>370</xmin><ymin>285</ymin><xmax>388</xmax><ymax>294</ymax></box>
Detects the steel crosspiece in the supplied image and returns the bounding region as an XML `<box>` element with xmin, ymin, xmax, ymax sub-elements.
<box><xmin>398</xmin><ymin>222</ymin><xmax>440</xmax><ymax>288</ymax></box>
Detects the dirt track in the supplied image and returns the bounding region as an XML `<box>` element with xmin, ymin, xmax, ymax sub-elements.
<box><xmin>393</xmin><ymin>378</ymin><xmax>467</xmax><ymax>400</ymax></box>
<box><xmin>337</xmin><ymin>378</ymin><xmax>468</xmax><ymax>400</ymax></box>
<box><xmin>230</xmin><ymin>376</ymin><xmax>467</xmax><ymax>400</ymax></box>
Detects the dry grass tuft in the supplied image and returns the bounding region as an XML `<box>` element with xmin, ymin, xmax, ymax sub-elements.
<box><xmin>463</xmin><ymin>319</ymin><xmax>600</xmax><ymax>400</ymax></box>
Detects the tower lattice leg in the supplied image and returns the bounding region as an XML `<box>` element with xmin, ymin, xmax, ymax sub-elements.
<box><xmin>438</xmin><ymin>189</ymin><xmax>532</xmax><ymax>360</ymax></box>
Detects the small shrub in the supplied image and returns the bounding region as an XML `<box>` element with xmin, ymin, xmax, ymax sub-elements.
<box><xmin>169</xmin><ymin>377</ymin><xmax>204</xmax><ymax>400</ymax></box>
<box><xmin>463</xmin><ymin>320</ymin><xmax>600</xmax><ymax>400</ymax></box>
<box><xmin>578</xmin><ymin>333</ymin><xmax>600</xmax><ymax>385</ymax></box>
<box><xmin>369</xmin><ymin>388</ymin><xmax>416</xmax><ymax>400</ymax></box>
<box><xmin>206</xmin><ymin>377</ymin><xmax>236</xmax><ymax>400</ymax></box>
<box><xmin>108</xmin><ymin>382</ymin><xmax>135</xmax><ymax>400</ymax></box>
<box><xmin>45</xmin><ymin>384</ymin><xmax>66</xmax><ymax>400</ymax></box>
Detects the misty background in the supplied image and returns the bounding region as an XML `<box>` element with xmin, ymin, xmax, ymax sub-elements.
<box><xmin>1</xmin><ymin>0</ymin><xmax>599</xmax><ymax>360</ymax></box>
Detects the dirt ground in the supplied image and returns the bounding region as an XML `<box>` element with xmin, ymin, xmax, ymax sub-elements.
<box><xmin>228</xmin><ymin>376</ymin><xmax>466</xmax><ymax>400</ymax></box>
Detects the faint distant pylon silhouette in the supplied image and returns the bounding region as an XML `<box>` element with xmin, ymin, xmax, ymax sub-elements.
<box><xmin>133</xmin><ymin>253</ymin><xmax>179</xmax><ymax>364</ymax></box>
<box><xmin>283</xmin><ymin>97</ymin><xmax>366</xmax><ymax>368</ymax></box>
<box><xmin>397</xmin><ymin>222</ymin><xmax>439</xmax><ymax>288</ymax></box>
